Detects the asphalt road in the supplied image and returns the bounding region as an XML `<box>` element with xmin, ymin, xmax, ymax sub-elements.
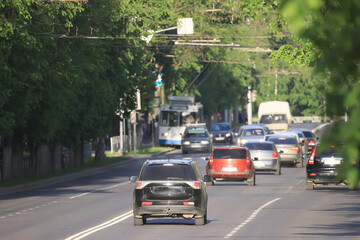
<box><xmin>1</xmin><ymin>123</ymin><xmax>360</xmax><ymax>240</ymax></box>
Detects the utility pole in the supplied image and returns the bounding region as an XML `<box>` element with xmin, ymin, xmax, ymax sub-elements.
<box><xmin>264</xmin><ymin>70</ymin><xmax>302</xmax><ymax>97</ymax></box>
<box><xmin>247</xmin><ymin>85</ymin><xmax>252</xmax><ymax>124</ymax></box>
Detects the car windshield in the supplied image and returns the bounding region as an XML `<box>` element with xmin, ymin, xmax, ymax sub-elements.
<box><xmin>268</xmin><ymin>137</ymin><xmax>297</xmax><ymax>144</ymax></box>
<box><xmin>140</xmin><ymin>164</ymin><xmax>196</xmax><ymax>181</ymax></box>
<box><xmin>210</xmin><ymin>123</ymin><xmax>230</xmax><ymax>131</ymax></box>
<box><xmin>244</xmin><ymin>142</ymin><xmax>274</xmax><ymax>151</ymax></box>
<box><xmin>184</xmin><ymin>129</ymin><xmax>208</xmax><ymax>138</ymax></box>
<box><xmin>213</xmin><ymin>148</ymin><xmax>247</xmax><ymax>159</ymax></box>
<box><xmin>241</xmin><ymin>128</ymin><xmax>264</xmax><ymax>136</ymax></box>
<box><xmin>260</xmin><ymin>114</ymin><xmax>287</xmax><ymax>124</ymax></box>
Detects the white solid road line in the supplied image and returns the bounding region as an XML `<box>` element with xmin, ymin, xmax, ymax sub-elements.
<box><xmin>64</xmin><ymin>210</ymin><xmax>133</xmax><ymax>240</ymax></box>
<box><xmin>69</xmin><ymin>182</ymin><xmax>129</xmax><ymax>199</ymax></box>
<box><xmin>224</xmin><ymin>198</ymin><xmax>282</xmax><ymax>239</ymax></box>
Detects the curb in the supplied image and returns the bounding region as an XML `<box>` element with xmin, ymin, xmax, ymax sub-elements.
<box><xmin>0</xmin><ymin>148</ymin><xmax>176</xmax><ymax>197</ymax></box>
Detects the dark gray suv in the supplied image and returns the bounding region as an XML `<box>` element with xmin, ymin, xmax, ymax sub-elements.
<box><xmin>129</xmin><ymin>159</ymin><xmax>210</xmax><ymax>225</ymax></box>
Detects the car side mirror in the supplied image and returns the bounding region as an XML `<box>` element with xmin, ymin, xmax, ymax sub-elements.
<box><xmin>279</xmin><ymin>150</ymin><xmax>284</xmax><ymax>154</ymax></box>
<box><xmin>129</xmin><ymin>176</ymin><xmax>138</xmax><ymax>182</ymax></box>
<box><xmin>204</xmin><ymin>157</ymin><xmax>210</xmax><ymax>161</ymax></box>
<box><xmin>303</xmin><ymin>154</ymin><xmax>310</xmax><ymax>160</ymax></box>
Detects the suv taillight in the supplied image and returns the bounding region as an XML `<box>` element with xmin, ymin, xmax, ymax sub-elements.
<box><xmin>190</xmin><ymin>181</ymin><xmax>200</xmax><ymax>189</ymax></box>
<box><xmin>308</xmin><ymin>146</ymin><xmax>317</xmax><ymax>165</ymax></box>
<box><xmin>309</xmin><ymin>140</ymin><xmax>315</xmax><ymax>145</ymax></box>
<box><xmin>272</xmin><ymin>151</ymin><xmax>278</xmax><ymax>158</ymax></box>
<box><xmin>136</xmin><ymin>181</ymin><xmax>144</xmax><ymax>189</ymax></box>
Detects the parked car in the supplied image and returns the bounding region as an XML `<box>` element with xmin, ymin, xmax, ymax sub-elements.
<box><xmin>291</xmin><ymin>128</ymin><xmax>319</xmax><ymax>153</ymax></box>
<box><xmin>244</xmin><ymin>141</ymin><xmax>281</xmax><ymax>175</ymax></box>
<box><xmin>235</xmin><ymin>124</ymin><xmax>271</xmax><ymax>146</ymax></box>
<box><xmin>209</xmin><ymin>122</ymin><xmax>233</xmax><ymax>144</ymax></box>
<box><xmin>129</xmin><ymin>159</ymin><xmax>210</xmax><ymax>225</ymax></box>
<box><xmin>267</xmin><ymin>135</ymin><xmax>303</xmax><ymax>167</ymax></box>
<box><xmin>205</xmin><ymin>146</ymin><xmax>255</xmax><ymax>185</ymax></box>
<box><xmin>181</xmin><ymin>124</ymin><xmax>213</xmax><ymax>154</ymax></box>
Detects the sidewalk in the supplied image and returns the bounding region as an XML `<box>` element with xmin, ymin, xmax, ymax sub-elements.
<box><xmin>0</xmin><ymin>148</ymin><xmax>175</xmax><ymax>197</ymax></box>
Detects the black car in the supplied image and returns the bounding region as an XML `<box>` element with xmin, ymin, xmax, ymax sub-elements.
<box><xmin>209</xmin><ymin>122</ymin><xmax>233</xmax><ymax>144</ymax></box>
<box><xmin>306</xmin><ymin>143</ymin><xmax>358</xmax><ymax>190</ymax></box>
<box><xmin>181</xmin><ymin>124</ymin><xmax>213</xmax><ymax>154</ymax></box>
<box><xmin>129</xmin><ymin>159</ymin><xmax>210</xmax><ymax>225</ymax></box>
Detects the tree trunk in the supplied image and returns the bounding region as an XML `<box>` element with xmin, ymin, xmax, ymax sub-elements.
<box><xmin>94</xmin><ymin>138</ymin><xmax>105</xmax><ymax>162</ymax></box>
<box><xmin>74</xmin><ymin>142</ymin><xmax>84</xmax><ymax>167</ymax></box>
<box><xmin>12</xmin><ymin>130</ymin><xmax>24</xmax><ymax>178</ymax></box>
<box><xmin>136</xmin><ymin>123</ymin><xmax>142</xmax><ymax>150</ymax></box>
<box><xmin>53</xmin><ymin>141</ymin><xmax>62</xmax><ymax>171</ymax></box>
<box><xmin>67</xmin><ymin>148</ymin><xmax>75</xmax><ymax>168</ymax></box>
<box><xmin>36</xmin><ymin>143</ymin><xmax>52</xmax><ymax>174</ymax></box>
<box><xmin>2</xmin><ymin>133</ymin><xmax>13</xmax><ymax>180</ymax></box>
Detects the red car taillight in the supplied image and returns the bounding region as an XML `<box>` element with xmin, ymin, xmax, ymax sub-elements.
<box><xmin>142</xmin><ymin>202</ymin><xmax>153</xmax><ymax>205</ymax></box>
<box><xmin>246</xmin><ymin>154</ymin><xmax>251</xmax><ymax>169</ymax></box>
<box><xmin>272</xmin><ymin>151</ymin><xmax>278</xmax><ymax>158</ymax></box>
<box><xmin>208</xmin><ymin>156</ymin><xmax>214</xmax><ymax>169</ymax></box>
<box><xmin>309</xmin><ymin>140</ymin><xmax>315</xmax><ymax>145</ymax></box>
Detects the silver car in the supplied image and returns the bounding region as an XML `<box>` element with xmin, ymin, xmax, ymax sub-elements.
<box><xmin>236</xmin><ymin>124</ymin><xmax>271</xmax><ymax>146</ymax></box>
<box><xmin>244</xmin><ymin>141</ymin><xmax>281</xmax><ymax>175</ymax></box>
<box><xmin>280</xmin><ymin>130</ymin><xmax>308</xmax><ymax>154</ymax></box>
<box><xmin>267</xmin><ymin>135</ymin><xmax>303</xmax><ymax>168</ymax></box>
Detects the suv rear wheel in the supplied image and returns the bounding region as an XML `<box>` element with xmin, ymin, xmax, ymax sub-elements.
<box><xmin>306</xmin><ymin>181</ymin><xmax>314</xmax><ymax>190</ymax></box>
<box><xmin>134</xmin><ymin>216</ymin><xmax>146</xmax><ymax>226</ymax></box>
<box><xmin>194</xmin><ymin>213</ymin><xmax>207</xmax><ymax>226</ymax></box>
<box><xmin>247</xmin><ymin>173</ymin><xmax>256</xmax><ymax>186</ymax></box>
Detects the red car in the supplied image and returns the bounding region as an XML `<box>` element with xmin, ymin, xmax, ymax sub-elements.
<box><xmin>206</xmin><ymin>146</ymin><xmax>256</xmax><ymax>186</ymax></box>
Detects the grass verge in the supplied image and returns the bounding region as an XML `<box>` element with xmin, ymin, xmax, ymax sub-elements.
<box><xmin>0</xmin><ymin>146</ymin><xmax>172</xmax><ymax>189</ymax></box>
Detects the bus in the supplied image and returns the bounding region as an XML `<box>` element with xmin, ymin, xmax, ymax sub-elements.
<box><xmin>159</xmin><ymin>96</ymin><xmax>204</xmax><ymax>147</ymax></box>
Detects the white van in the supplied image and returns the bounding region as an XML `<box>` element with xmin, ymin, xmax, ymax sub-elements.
<box><xmin>258</xmin><ymin>101</ymin><xmax>291</xmax><ymax>133</ymax></box>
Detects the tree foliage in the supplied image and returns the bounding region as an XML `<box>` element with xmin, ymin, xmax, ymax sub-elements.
<box><xmin>278</xmin><ymin>0</ymin><xmax>360</xmax><ymax>188</ymax></box>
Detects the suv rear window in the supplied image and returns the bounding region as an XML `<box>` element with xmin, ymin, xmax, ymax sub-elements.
<box><xmin>213</xmin><ymin>148</ymin><xmax>247</xmax><ymax>159</ymax></box>
<box><xmin>315</xmin><ymin>146</ymin><xmax>342</xmax><ymax>158</ymax></box>
<box><xmin>268</xmin><ymin>137</ymin><xmax>297</xmax><ymax>144</ymax></box>
<box><xmin>140</xmin><ymin>164</ymin><xmax>196</xmax><ymax>181</ymax></box>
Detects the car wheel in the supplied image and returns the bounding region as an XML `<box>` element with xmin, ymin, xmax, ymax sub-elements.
<box><xmin>247</xmin><ymin>173</ymin><xmax>256</xmax><ymax>186</ymax></box>
<box><xmin>306</xmin><ymin>181</ymin><xmax>314</xmax><ymax>190</ymax></box>
<box><xmin>274</xmin><ymin>164</ymin><xmax>281</xmax><ymax>175</ymax></box>
<box><xmin>134</xmin><ymin>216</ymin><xmax>144</xmax><ymax>226</ymax></box>
<box><xmin>195</xmin><ymin>214</ymin><xmax>206</xmax><ymax>226</ymax></box>
<box><xmin>296</xmin><ymin>159</ymin><xmax>303</xmax><ymax>168</ymax></box>
<box><xmin>205</xmin><ymin>181</ymin><xmax>213</xmax><ymax>186</ymax></box>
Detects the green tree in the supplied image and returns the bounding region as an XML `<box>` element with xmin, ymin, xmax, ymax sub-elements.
<box><xmin>278</xmin><ymin>0</ymin><xmax>360</xmax><ymax>188</ymax></box>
